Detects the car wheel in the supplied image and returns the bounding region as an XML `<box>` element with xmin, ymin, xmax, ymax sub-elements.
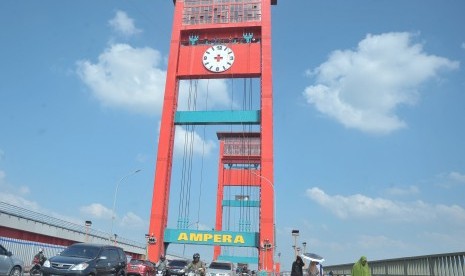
<box><xmin>9</xmin><ymin>267</ymin><xmax>21</xmax><ymax>276</ymax></box>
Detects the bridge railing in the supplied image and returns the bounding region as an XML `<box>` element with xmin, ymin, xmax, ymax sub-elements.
<box><xmin>0</xmin><ymin>201</ymin><xmax>145</xmax><ymax>249</ymax></box>
<box><xmin>323</xmin><ymin>252</ymin><xmax>465</xmax><ymax>276</ymax></box>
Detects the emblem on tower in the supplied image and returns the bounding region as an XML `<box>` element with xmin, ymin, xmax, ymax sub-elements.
<box><xmin>202</xmin><ymin>44</ymin><xmax>235</xmax><ymax>73</ymax></box>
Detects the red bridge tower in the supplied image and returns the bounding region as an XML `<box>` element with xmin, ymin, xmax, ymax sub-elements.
<box><xmin>148</xmin><ymin>0</ymin><xmax>277</xmax><ymax>272</ymax></box>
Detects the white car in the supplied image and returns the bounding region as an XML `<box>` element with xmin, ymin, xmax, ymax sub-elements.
<box><xmin>206</xmin><ymin>261</ymin><xmax>235</xmax><ymax>276</ymax></box>
<box><xmin>0</xmin><ymin>244</ymin><xmax>23</xmax><ymax>276</ymax></box>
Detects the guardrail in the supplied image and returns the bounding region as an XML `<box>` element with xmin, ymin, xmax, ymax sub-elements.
<box><xmin>0</xmin><ymin>201</ymin><xmax>145</xmax><ymax>249</ymax></box>
<box><xmin>323</xmin><ymin>252</ymin><xmax>465</xmax><ymax>276</ymax></box>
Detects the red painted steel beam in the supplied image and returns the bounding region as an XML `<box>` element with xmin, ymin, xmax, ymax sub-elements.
<box><xmin>213</xmin><ymin>140</ymin><xmax>226</xmax><ymax>260</ymax></box>
<box><xmin>147</xmin><ymin>1</ymin><xmax>184</xmax><ymax>263</ymax></box>
<box><xmin>221</xmin><ymin>169</ymin><xmax>262</xmax><ymax>186</ymax></box>
<box><xmin>258</xmin><ymin>0</ymin><xmax>275</xmax><ymax>271</ymax></box>
<box><xmin>171</xmin><ymin>0</ymin><xmax>277</xmax><ymax>5</ymax></box>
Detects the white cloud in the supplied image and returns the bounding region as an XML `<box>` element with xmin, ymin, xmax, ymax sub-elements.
<box><xmin>120</xmin><ymin>211</ymin><xmax>145</xmax><ymax>228</ymax></box>
<box><xmin>448</xmin><ymin>171</ymin><xmax>465</xmax><ymax>183</ymax></box>
<box><xmin>461</xmin><ymin>42</ymin><xmax>465</xmax><ymax>50</ymax></box>
<box><xmin>0</xmin><ymin>170</ymin><xmax>38</xmax><ymax>210</ymax></box>
<box><xmin>385</xmin><ymin>185</ymin><xmax>419</xmax><ymax>196</ymax></box>
<box><xmin>136</xmin><ymin>153</ymin><xmax>149</xmax><ymax>163</ymax></box>
<box><xmin>77</xmin><ymin>43</ymin><xmax>166</xmax><ymax>115</ymax></box>
<box><xmin>0</xmin><ymin>149</ymin><xmax>4</xmax><ymax>161</ymax></box>
<box><xmin>0</xmin><ymin>192</ymin><xmax>39</xmax><ymax>211</ymax></box>
<box><xmin>173</xmin><ymin>126</ymin><xmax>216</xmax><ymax>157</ymax></box>
<box><xmin>303</xmin><ymin>32</ymin><xmax>459</xmax><ymax>135</ymax></box>
<box><xmin>306</xmin><ymin>187</ymin><xmax>465</xmax><ymax>224</ymax></box>
<box><xmin>436</xmin><ymin>171</ymin><xmax>465</xmax><ymax>188</ymax></box>
<box><xmin>80</xmin><ymin>203</ymin><xmax>113</xmax><ymax>219</ymax></box>
<box><xmin>357</xmin><ymin>234</ymin><xmax>408</xmax><ymax>249</ymax></box>
<box><xmin>0</xmin><ymin>170</ymin><xmax>5</xmax><ymax>183</ymax></box>
<box><xmin>178</xmin><ymin>79</ymin><xmax>232</xmax><ymax>111</ymax></box>
<box><xmin>108</xmin><ymin>10</ymin><xmax>142</xmax><ymax>37</ymax></box>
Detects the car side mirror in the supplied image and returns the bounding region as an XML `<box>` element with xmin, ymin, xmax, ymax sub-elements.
<box><xmin>7</xmin><ymin>251</ymin><xmax>13</xmax><ymax>257</ymax></box>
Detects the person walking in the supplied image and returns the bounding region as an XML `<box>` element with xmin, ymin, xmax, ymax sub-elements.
<box><xmin>308</xmin><ymin>261</ymin><xmax>320</xmax><ymax>276</ymax></box>
<box><xmin>351</xmin><ymin>256</ymin><xmax>371</xmax><ymax>276</ymax></box>
<box><xmin>290</xmin><ymin>255</ymin><xmax>304</xmax><ymax>276</ymax></box>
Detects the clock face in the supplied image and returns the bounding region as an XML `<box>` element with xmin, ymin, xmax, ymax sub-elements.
<box><xmin>202</xmin><ymin>45</ymin><xmax>235</xmax><ymax>73</ymax></box>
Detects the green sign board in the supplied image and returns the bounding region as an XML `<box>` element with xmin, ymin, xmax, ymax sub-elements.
<box><xmin>164</xmin><ymin>229</ymin><xmax>258</xmax><ymax>247</ymax></box>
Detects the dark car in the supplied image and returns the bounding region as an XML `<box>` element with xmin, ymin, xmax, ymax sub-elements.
<box><xmin>42</xmin><ymin>243</ymin><xmax>127</xmax><ymax>276</ymax></box>
<box><xmin>0</xmin><ymin>244</ymin><xmax>24</xmax><ymax>276</ymax></box>
<box><xmin>166</xmin><ymin>260</ymin><xmax>188</xmax><ymax>276</ymax></box>
<box><xmin>127</xmin><ymin>259</ymin><xmax>155</xmax><ymax>276</ymax></box>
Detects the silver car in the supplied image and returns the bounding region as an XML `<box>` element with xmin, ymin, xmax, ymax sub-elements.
<box><xmin>206</xmin><ymin>261</ymin><xmax>235</xmax><ymax>276</ymax></box>
<box><xmin>0</xmin><ymin>244</ymin><xmax>23</xmax><ymax>276</ymax></box>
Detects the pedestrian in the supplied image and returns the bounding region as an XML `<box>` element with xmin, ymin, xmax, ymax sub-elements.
<box><xmin>351</xmin><ymin>256</ymin><xmax>371</xmax><ymax>276</ymax></box>
<box><xmin>308</xmin><ymin>261</ymin><xmax>320</xmax><ymax>276</ymax></box>
<box><xmin>290</xmin><ymin>255</ymin><xmax>304</xmax><ymax>276</ymax></box>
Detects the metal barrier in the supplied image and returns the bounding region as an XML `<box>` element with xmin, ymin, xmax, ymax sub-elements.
<box><xmin>0</xmin><ymin>236</ymin><xmax>67</xmax><ymax>271</ymax></box>
<box><xmin>0</xmin><ymin>201</ymin><xmax>145</xmax><ymax>249</ymax></box>
<box><xmin>323</xmin><ymin>252</ymin><xmax>465</xmax><ymax>276</ymax></box>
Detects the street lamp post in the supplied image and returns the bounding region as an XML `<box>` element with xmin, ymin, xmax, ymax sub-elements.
<box><xmin>302</xmin><ymin>242</ymin><xmax>307</xmax><ymax>254</ymax></box>
<box><xmin>249</xmin><ymin>170</ymin><xmax>276</xmax><ymax>272</ymax></box>
<box><xmin>110</xmin><ymin>169</ymin><xmax>141</xmax><ymax>240</ymax></box>
<box><xmin>292</xmin><ymin>229</ymin><xmax>299</xmax><ymax>257</ymax></box>
<box><xmin>85</xmin><ymin>220</ymin><xmax>92</xmax><ymax>242</ymax></box>
<box><xmin>145</xmin><ymin>234</ymin><xmax>150</xmax><ymax>260</ymax></box>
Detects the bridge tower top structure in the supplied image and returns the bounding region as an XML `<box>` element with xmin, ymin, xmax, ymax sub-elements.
<box><xmin>148</xmin><ymin>0</ymin><xmax>277</xmax><ymax>272</ymax></box>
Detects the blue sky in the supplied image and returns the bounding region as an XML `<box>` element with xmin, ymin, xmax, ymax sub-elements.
<box><xmin>1</xmin><ymin>0</ymin><xmax>464</xmax><ymax>271</ymax></box>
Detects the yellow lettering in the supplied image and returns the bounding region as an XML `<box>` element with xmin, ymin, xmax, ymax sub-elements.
<box><xmin>190</xmin><ymin>233</ymin><xmax>203</xmax><ymax>241</ymax></box>
<box><xmin>177</xmin><ymin>231</ymin><xmax>249</xmax><ymax>245</ymax></box>
<box><xmin>233</xmin><ymin>235</ymin><xmax>245</xmax><ymax>244</ymax></box>
<box><xmin>223</xmin><ymin>235</ymin><xmax>232</xmax><ymax>243</ymax></box>
<box><xmin>178</xmin><ymin>233</ymin><xmax>188</xmax><ymax>241</ymax></box>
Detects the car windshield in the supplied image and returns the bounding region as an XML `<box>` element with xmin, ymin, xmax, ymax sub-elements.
<box><xmin>60</xmin><ymin>245</ymin><xmax>99</xmax><ymax>259</ymax></box>
<box><xmin>209</xmin><ymin>262</ymin><xmax>232</xmax><ymax>270</ymax></box>
<box><xmin>169</xmin><ymin>260</ymin><xmax>188</xmax><ymax>267</ymax></box>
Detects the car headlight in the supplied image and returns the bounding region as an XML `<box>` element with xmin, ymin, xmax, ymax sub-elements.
<box><xmin>43</xmin><ymin>260</ymin><xmax>50</xmax><ymax>268</ymax></box>
<box><xmin>71</xmin><ymin>263</ymin><xmax>89</xmax><ymax>271</ymax></box>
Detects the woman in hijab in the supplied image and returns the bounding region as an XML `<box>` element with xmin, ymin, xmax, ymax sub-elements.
<box><xmin>290</xmin><ymin>255</ymin><xmax>304</xmax><ymax>276</ymax></box>
<box><xmin>351</xmin><ymin>256</ymin><xmax>371</xmax><ymax>276</ymax></box>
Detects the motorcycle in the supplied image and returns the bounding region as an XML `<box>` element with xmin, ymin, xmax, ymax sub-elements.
<box><xmin>156</xmin><ymin>268</ymin><xmax>166</xmax><ymax>276</ymax></box>
<box><xmin>29</xmin><ymin>256</ymin><xmax>44</xmax><ymax>276</ymax></box>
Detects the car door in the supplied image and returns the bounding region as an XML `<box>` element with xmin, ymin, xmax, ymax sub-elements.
<box><xmin>0</xmin><ymin>245</ymin><xmax>12</xmax><ymax>275</ymax></box>
<box><xmin>95</xmin><ymin>248</ymin><xmax>115</xmax><ymax>276</ymax></box>
<box><xmin>108</xmin><ymin>248</ymin><xmax>122</xmax><ymax>275</ymax></box>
